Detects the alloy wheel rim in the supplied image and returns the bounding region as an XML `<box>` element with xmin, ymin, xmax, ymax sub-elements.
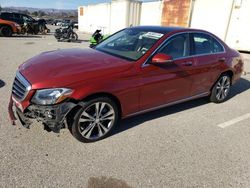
<box><xmin>216</xmin><ymin>76</ymin><xmax>230</xmax><ymax>101</ymax></box>
<box><xmin>78</xmin><ymin>102</ymin><xmax>115</xmax><ymax>140</ymax></box>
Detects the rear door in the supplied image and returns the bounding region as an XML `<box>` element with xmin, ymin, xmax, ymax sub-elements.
<box><xmin>190</xmin><ymin>32</ymin><xmax>226</xmax><ymax>96</ymax></box>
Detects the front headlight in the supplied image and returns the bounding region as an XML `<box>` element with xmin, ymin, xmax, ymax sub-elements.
<box><xmin>31</xmin><ymin>88</ymin><xmax>73</xmax><ymax>105</ymax></box>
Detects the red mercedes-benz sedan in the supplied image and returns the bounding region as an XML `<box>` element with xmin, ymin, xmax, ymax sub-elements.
<box><xmin>9</xmin><ymin>26</ymin><xmax>244</xmax><ymax>142</ymax></box>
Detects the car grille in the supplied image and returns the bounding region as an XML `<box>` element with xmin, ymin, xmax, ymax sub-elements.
<box><xmin>12</xmin><ymin>72</ymin><xmax>31</xmax><ymax>101</ymax></box>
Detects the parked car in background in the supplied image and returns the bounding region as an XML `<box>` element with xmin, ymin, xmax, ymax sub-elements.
<box><xmin>70</xmin><ymin>21</ymin><xmax>78</xmax><ymax>29</ymax></box>
<box><xmin>45</xmin><ymin>18</ymin><xmax>54</xmax><ymax>25</ymax></box>
<box><xmin>9</xmin><ymin>26</ymin><xmax>244</xmax><ymax>142</ymax></box>
<box><xmin>0</xmin><ymin>18</ymin><xmax>21</xmax><ymax>37</ymax></box>
<box><xmin>52</xmin><ymin>19</ymin><xmax>61</xmax><ymax>25</ymax></box>
<box><xmin>0</xmin><ymin>12</ymin><xmax>47</xmax><ymax>34</ymax></box>
<box><xmin>61</xmin><ymin>19</ymin><xmax>71</xmax><ymax>27</ymax></box>
<box><xmin>56</xmin><ymin>21</ymin><xmax>63</xmax><ymax>26</ymax></box>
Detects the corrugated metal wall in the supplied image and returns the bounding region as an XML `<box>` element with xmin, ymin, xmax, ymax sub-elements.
<box><xmin>161</xmin><ymin>0</ymin><xmax>192</xmax><ymax>27</ymax></box>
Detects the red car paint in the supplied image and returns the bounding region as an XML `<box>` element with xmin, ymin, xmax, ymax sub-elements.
<box><xmin>12</xmin><ymin>27</ymin><xmax>244</xmax><ymax>121</ymax></box>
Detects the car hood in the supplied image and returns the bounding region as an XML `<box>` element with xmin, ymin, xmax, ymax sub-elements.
<box><xmin>19</xmin><ymin>48</ymin><xmax>133</xmax><ymax>89</ymax></box>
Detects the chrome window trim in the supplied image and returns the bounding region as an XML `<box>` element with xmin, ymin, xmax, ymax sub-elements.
<box><xmin>13</xmin><ymin>71</ymin><xmax>32</xmax><ymax>101</ymax></box>
<box><xmin>141</xmin><ymin>31</ymin><xmax>226</xmax><ymax>68</ymax></box>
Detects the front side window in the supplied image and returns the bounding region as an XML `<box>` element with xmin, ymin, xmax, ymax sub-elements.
<box><xmin>158</xmin><ymin>33</ymin><xmax>190</xmax><ymax>59</ymax></box>
<box><xmin>95</xmin><ymin>29</ymin><xmax>164</xmax><ymax>61</ymax></box>
<box><xmin>192</xmin><ymin>33</ymin><xmax>224</xmax><ymax>55</ymax></box>
<box><xmin>22</xmin><ymin>15</ymin><xmax>34</xmax><ymax>22</ymax></box>
<box><xmin>13</xmin><ymin>13</ymin><xmax>21</xmax><ymax>19</ymax></box>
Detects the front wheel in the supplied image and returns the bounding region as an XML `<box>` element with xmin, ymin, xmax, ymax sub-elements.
<box><xmin>70</xmin><ymin>97</ymin><xmax>119</xmax><ymax>142</ymax></box>
<box><xmin>210</xmin><ymin>74</ymin><xmax>231</xmax><ymax>103</ymax></box>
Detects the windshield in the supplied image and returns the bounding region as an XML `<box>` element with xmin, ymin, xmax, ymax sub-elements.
<box><xmin>95</xmin><ymin>29</ymin><xmax>164</xmax><ymax>61</ymax></box>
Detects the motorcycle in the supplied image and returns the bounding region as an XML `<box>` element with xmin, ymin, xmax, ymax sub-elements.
<box><xmin>89</xmin><ymin>29</ymin><xmax>109</xmax><ymax>47</ymax></box>
<box><xmin>54</xmin><ymin>25</ymin><xmax>78</xmax><ymax>42</ymax></box>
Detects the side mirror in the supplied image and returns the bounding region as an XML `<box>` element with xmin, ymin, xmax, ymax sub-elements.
<box><xmin>151</xmin><ymin>53</ymin><xmax>173</xmax><ymax>64</ymax></box>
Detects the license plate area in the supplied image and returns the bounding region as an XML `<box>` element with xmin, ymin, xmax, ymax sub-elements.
<box><xmin>12</xmin><ymin>96</ymin><xmax>23</xmax><ymax>112</ymax></box>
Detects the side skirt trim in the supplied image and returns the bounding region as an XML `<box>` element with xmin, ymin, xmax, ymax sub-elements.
<box><xmin>124</xmin><ymin>92</ymin><xmax>210</xmax><ymax>119</ymax></box>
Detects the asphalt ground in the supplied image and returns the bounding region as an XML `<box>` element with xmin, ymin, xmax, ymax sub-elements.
<box><xmin>0</xmin><ymin>27</ymin><xmax>250</xmax><ymax>187</ymax></box>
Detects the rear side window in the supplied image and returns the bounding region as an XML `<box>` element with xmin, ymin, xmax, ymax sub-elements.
<box><xmin>158</xmin><ymin>33</ymin><xmax>190</xmax><ymax>59</ymax></box>
<box><xmin>0</xmin><ymin>13</ymin><xmax>14</xmax><ymax>19</ymax></box>
<box><xmin>192</xmin><ymin>33</ymin><xmax>224</xmax><ymax>55</ymax></box>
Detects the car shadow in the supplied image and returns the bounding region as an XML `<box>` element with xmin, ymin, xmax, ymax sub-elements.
<box><xmin>0</xmin><ymin>80</ymin><xmax>5</xmax><ymax>88</ymax></box>
<box><xmin>56</xmin><ymin>39</ymin><xmax>89</xmax><ymax>43</ymax></box>
<box><xmin>228</xmin><ymin>77</ymin><xmax>250</xmax><ymax>99</ymax></box>
<box><xmin>74</xmin><ymin>39</ymin><xmax>90</xmax><ymax>43</ymax></box>
<box><xmin>111</xmin><ymin>77</ymin><xmax>250</xmax><ymax>137</ymax></box>
<box><xmin>12</xmin><ymin>35</ymin><xmax>42</xmax><ymax>38</ymax></box>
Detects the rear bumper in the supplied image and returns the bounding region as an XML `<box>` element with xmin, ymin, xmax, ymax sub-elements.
<box><xmin>9</xmin><ymin>97</ymin><xmax>76</xmax><ymax>132</ymax></box>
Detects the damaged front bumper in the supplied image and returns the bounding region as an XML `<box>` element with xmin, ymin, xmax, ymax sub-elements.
<box><xmin>9</xmin><ymin>97</ymin><xmax>76</xmax><ymax>132</ymax></box>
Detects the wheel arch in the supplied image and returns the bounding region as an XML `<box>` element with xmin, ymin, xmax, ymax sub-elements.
<box><xmin>0</xmin><ymin>24</ymin><xmax>14</xmax><ymax>36</ymax></box>
<box><xmin>0</xmin><ymin>24</ymin><xmax>13</xmax><ymax>31</ymax></box>
<box><xmin>210</xmin><ymin>69</ymin><xmax>234</xmax><ymax>92</ymax></box>
<box><xmin>80</xmin><ymin>92</ymin><xmax>122</xmax><ymax>117</ymax></box>
<box><xmin>66</xmin><ymin>92</ymin><xmax>122</xmax><ymax>127</ymax></box>
<box><xmin>220</xmin><ymin>70</ymin><xmax>234</xmax><ymax>84</ymax></box>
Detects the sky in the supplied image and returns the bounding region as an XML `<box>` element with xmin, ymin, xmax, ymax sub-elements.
<box><xmin>0</xmin><ymin>0</ymin><xmax>156</xmax><ymax>10</ymax></box>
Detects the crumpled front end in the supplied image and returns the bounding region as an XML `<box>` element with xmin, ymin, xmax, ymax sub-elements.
<box><xmin>8</xmin><ymin>72</ymin><xmax>77</xmax><ymax>132</ymax></box>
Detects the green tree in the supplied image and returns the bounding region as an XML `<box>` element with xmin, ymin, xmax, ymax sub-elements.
<box><xmin>33</xmin><ymin>11</ymin><xmax>38</xmax><ymax>17</ymax></box>
<box><xmin>38</xmin><ymin>10</ymin><xmax>46</xmax><ymax>17</ymax></box>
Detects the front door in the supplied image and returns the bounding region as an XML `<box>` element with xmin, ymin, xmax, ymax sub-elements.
<box><xmin>139</xmin><ymin>33</ymin><xmax>194</xmax><ymax>111</ymax></box>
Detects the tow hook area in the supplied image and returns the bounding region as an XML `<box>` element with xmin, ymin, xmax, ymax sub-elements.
<box><xmin>16</xmin><ymin>102</ymin><xmax>77</xmax><ymax>133</ymax></box>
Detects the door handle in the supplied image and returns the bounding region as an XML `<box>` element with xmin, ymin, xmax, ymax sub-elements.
<box><xmin>218</xmin><ymin>57</ymin><xmax>226</xmax><ymax>62</ymax></box>
<box><xmin>181</xmin><ymin>61</ymin><xmax>193</xmax><ymax>66</ymax></box>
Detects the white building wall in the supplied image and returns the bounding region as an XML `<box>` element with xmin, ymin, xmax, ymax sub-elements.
<box><xmin>191</xmin><ymin>0</ymin><xmax>233</xmax><ymax>40</ymax></box>
<box><xmin>78</xmin><ymin>3</ymin><xmax>110</xmax><ymax>34</ymax></box>
<box><xmin>225</xmin><ymin>0</ymin><xmax>250</xmax><ymax>51</ymax></box>
<box><xmin>109</xmin><ymin>0</ymin><xmax>129</xmax><ymax>33</ymax></box>
<box><xmin>78</xmin><ymin>6</ymin><xmax>85</xmax><ymax>32</ymax></box>
<box><xmin>127</xmin><ymin>1</ymin><xmax>141</xmax><ymax>27</ymax></box>
<box><xmin>191</xmin><ymin>0</ymin><xmax>250</xmax><ymax>51</ymax></box>
<box><xmin>140</xmin><ymin>1</ymin><xmax>162</xmax><ymax>26</ymax></box>
<box><xmin>78</xmin><ymin>0</ymin><xmax>250</xmax><ymax>51</ymax></box>
<box><xmin>78</xmin><ymin>0</ymin><xmax>141</xmax><ymax>34</ymax></box>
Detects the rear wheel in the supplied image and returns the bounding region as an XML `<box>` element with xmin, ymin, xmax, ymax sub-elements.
<box><xmin>0</xmin><ymin>26</ymin><xmax>13</xmax><ymax>37</ymax></box>
<box><xmin>70</xmin><ymin>97</ymin><xmax>119</xmax><ymax>142</ymax></box>
<box><xmin>70</xmin><ymin>32</ymin><xmax>78</xmax><ymax>42</ymax></box>
<box><xmin>210</xmin><ymin>74</ymin><xmax>231</xmax><ymax>103</ymax></box>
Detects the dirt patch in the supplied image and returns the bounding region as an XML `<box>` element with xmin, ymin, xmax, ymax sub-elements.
<box><xmin>87</xmin><ymin>176</ymin><xmax>132</xmax><ymax>188</ymax></box>
<box><xmin>24</xmin><ymin>42</ymin><xmax>35</xmax><ymax>45</ymax></box>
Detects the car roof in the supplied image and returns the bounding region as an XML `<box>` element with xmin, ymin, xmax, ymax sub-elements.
<box><xmin>130</xmin><ymin>26</ymin><xmax>205</xmax><ymax>34</ymax></box>
<box><xmin>0</xmin><ymin>12</ymin><xmax>28</xmax><ymax>16</ymax></box>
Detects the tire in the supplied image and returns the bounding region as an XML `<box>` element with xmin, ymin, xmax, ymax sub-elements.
<box><xmin>0</xmin><ymin>26</ymin><xmax>13</xmax><ymax>37</ymax></box>
<box><xmin>210</xmin><ymin>74</ymin><xmax>231</xmax><ymax>103</ymax></box>
<box><xmin>70</xmin><ymin>32</ymin><xmax>78</xmax><ymax>42</ymax></box>
<box><xmin>39</xmin><ymin>24</ymin><xmax>45</xmax><ymax>33</ymax></box>
<box><xmin>70</xmin><ymin>97</ymin><xmax>119</xmax><ymax>142</ymax></box>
